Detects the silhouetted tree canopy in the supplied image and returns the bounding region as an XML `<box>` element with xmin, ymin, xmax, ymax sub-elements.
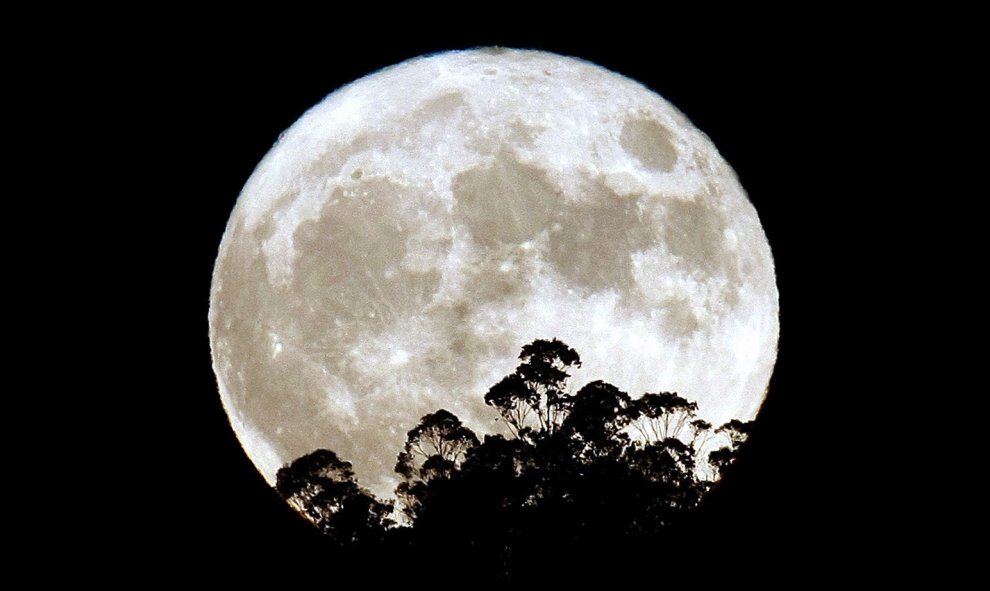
<box><xmin>394</xmin><ymin>409</ymin><xmax>479</xmax><ymax>520</ymax></box>
<box><xmin>275</xmin><ymin>338</ymin><xmax>755</xmax><ymax>579</ymax></box>
<box><xmin>484</xmin><ymin>337</ymin><xmax>581</xmax><ymax>439</ymax></box>
<box><xmin>275</xmin><ymin>449</ymin><xmax>392</xmax><ymax>546</ymax></box>
<box><xmin>562</xmin><ymin>380</ymin><xmax>632</xmax><ymax>459</ymax></box>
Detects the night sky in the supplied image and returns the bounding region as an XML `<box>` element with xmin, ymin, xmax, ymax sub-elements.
<box><xmin>125</xmin><ymin>25</ymin><xmax>887</xmax><ymax>574</ymax></box>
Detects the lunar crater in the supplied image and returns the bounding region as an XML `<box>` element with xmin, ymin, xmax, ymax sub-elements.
<box><xmin>620</xmin><ymin>116</ymin><xmax>679</xmax><ymax>173</ymax></box>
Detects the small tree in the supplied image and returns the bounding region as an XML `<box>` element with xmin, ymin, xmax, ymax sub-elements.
<box><xmin>395</xmin><ymin>409</ymin><xmax>479</xmax><ymax>520</ymax></box>
<box><xmin>623</xmin><ymin>437</ymin><xmax>707</xmax><ymax>530</ymax></box>
<box><xmin>708</xmin><ymin>419</ymin><xmax>754</xmax><ymax>478</ymax></box>
<box><xmin>627</xmin><ymin>392</ymin><xmax>699</xmax><ymax>442</ymax></box>
<box><xmin>275</xmin><ymin>449</ymin><xmax>391</xmax><ymax>545</ymax></box>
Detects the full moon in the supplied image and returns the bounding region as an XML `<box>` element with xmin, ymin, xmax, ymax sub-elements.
<box><xmin>209</xmin><ymin>49</ymin><xmax>778</xmax><ymax>499</ymax></box>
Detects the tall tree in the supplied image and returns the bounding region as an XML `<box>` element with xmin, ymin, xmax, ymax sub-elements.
<box><xmin>484</xmin><ymin>338</ymin><xmax>581</xmax><ymax>440</ymax></box>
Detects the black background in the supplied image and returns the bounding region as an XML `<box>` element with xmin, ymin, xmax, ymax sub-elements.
<box><xmin>131</xmin><ymin>27</ymin><xmax>888</xmax><ymax>572</ymax></box>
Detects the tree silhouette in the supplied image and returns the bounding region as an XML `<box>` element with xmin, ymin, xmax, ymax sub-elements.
<box><xmin>274</xmin><ymin>338</ymin><xmax>755</xmax><ymax>578</ymax></box>
<box><xmin>484</xmin><ymin>338</ymin><xmax>581</xmax><ymax>439</ymax></box>
<box><xmin>394</xmin><ymin>409</ymin><xmax>479</xmax><ymax>520</ymax></box>
<box><xmin>628</xmin><ymin>391</ymin><xmax>699</xmax><ymax>441</ymax></box>
<box><xmin>275</xmin><ymin>449</ymin><xmax>392</xmax><ymax>546</ymax></box>
<box><xmin>708</xmin><ymin>418</ymin><xmax>754</xmax><ymax>479</ymax></box>
<box><xmin>561</xmin><ymin>380</ymin><xmax>632</xmax><ymax>460</ymax></box>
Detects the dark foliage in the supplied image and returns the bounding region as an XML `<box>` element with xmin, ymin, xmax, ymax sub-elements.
<box><xmin>275</xmin><ymin>339</ymin><xmax>753</xmax><ymax>579</ymax></box>
<box><xmin>275</xmin><ymin>449</ymin><xmax>392</xmax><ymax>547</ymax></box>
<box><xmin>394</xmin><ymin>409</ymin><xmax>479</xmax><ymax>520</ymax></box>
<box><xmin>484</xmin><ymin>338</ymin><xmax>581</xmax><ymax>439</ymax></box>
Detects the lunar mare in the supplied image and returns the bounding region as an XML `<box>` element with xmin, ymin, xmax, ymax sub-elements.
<box><xmin>210</xmin><ymin>49</ymin><xmax>779</xmax><ymax>498</ymax></box>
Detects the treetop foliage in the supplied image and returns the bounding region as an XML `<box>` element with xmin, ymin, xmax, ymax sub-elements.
<box><xmin>276</xmin><ymin>338</ymin><xmax>754</xmax><ymax>578</ymax></box>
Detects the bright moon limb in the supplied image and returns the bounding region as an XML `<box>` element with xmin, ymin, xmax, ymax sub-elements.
<box><xmin>209</xmin><ymin>49</ymin><xmax>779</xmax><ymax>499</ymax></box>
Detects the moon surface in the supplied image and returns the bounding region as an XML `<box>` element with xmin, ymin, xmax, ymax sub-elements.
<box><xmin>209</xmin><ymin>49</ymin><xmax>779</xmax><ymax>499</ymax></box>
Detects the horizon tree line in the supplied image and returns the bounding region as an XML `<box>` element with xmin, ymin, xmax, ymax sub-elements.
<box><xmin>275</xmin><ymin>338</ymin><xmax>753</xmax><ymax>575</ymax></box>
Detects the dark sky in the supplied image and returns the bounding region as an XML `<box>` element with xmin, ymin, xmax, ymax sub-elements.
<box><xmin>123</xmin><ymin>25</ymin><xmax>888</xmax><ymax>572</ymax></box>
